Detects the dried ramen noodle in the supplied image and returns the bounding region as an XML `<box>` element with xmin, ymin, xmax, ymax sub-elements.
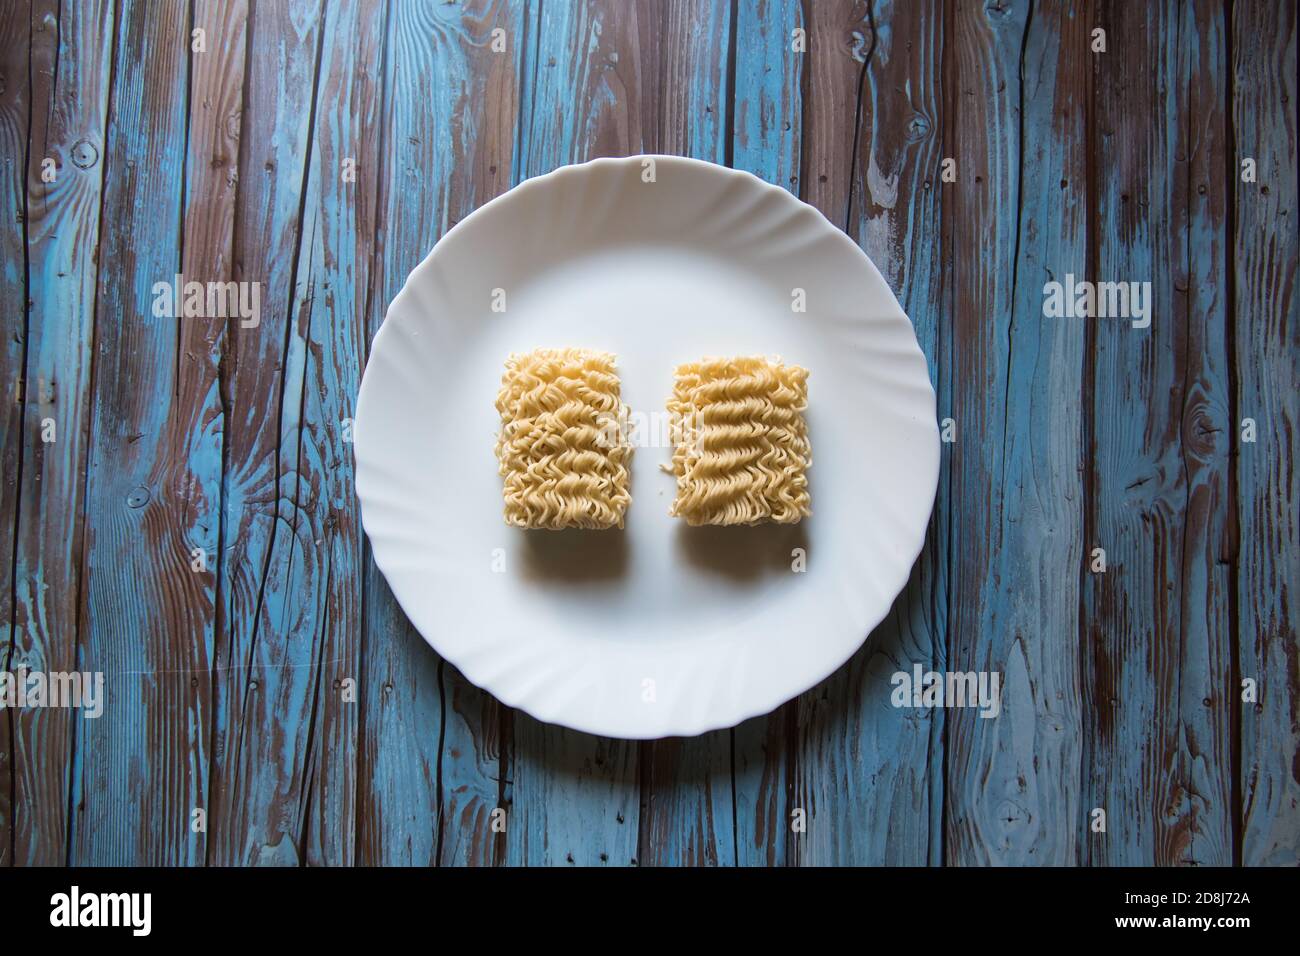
<box><xmin>667</xmin><ymin>356</ymin><xmax>811</xmax><ymax>526</ymax></box>
<box><xmin>494</xmin><ymin>348</ymin><xmax>632</xmax><ymax>529</ymax></box>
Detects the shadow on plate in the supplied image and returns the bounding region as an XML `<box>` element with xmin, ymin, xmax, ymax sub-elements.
<box><xmin>518</xmin><ymin>527</ymin><xmax>629</xmax><ymax>583</ymax></box>
<box><xmin>675</xmin><ymin>521</ymin><xmax>809</xmax><ymax>581</ymax></box>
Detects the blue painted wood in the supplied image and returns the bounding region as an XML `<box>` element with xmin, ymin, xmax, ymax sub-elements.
<box><xmin>73</xmin><ymin>0</ymin><xmax>208</xmax><ymax>865</ymax></box>
<box><xmin>1172</xmin><ymin>0</ymin><xmax>1234</xmax><ymax>867</ymax></box>
<box><xmin>204</xmin><ymin>0</ymin><xmax>327</xmax><ymax>867</ymax></box>
<box><xmin>285</xmin><ymin>0</ymin><xmax>388</xmax><ymax>866</ymax></box>
<box><xmin>13</xmin><ymin>0</ymin><xmax>115</xmax><ymax>868</ymax></box>
<box><xmin>181</xmin><ymin>0</ymin><xmax>246</xmax><ymax>866</ymax></box>
<box><xmin>1085</xmin><ymin>0</ymin><xmax>1233</xmax><ymax>866</ymax></box>
<box><xmin>794</xmin><ymin>0</ymin><xmax>948</xmax><ymax>866</ymax></box>
<box><xmin>0</xmin><ymin>0</ymin><xmax>29</xmax><ymax>867</ymax></box>
<box><xmin>1232</xmin><ymin>0</ymin><xmax>1298</xmax><ymax>866</ymax></box>
<box><xmin>732</xmin><ymin>0</ymin><xmax>802</xmax><ymax>191</ymax></box>
<box><xmin>944</xmin><ymin>0</ymin><xmax>1088</xmax><ymax>865</ymax></box>
<box><xmin>3</xmin><ymin>0</ymin><xmax>113</xmax><ymax>866</ymax></box>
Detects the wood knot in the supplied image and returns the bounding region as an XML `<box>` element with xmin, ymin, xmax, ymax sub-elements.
<box><xmin>71</xmin><ymin>138</ymin><xmax>99</xmax><ymax>169</ymax></box>
<box><xmin>1184</xmin><ymin>404</ymin><xmax>1224</xmax><ymax>456</ymax></box>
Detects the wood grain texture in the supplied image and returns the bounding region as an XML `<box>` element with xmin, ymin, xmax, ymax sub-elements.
<box><xmin>355</xmin><ymin>0</ymin><xmax>438</xmax><ymax>866</ymax></box>
<box><xmin>284</xmin><ymin>0</ymin><xmax>387</xmax><ymax>867</ymax></box>
<box><xmin>181</xmin><ymin>0</ymin><xmax>246</xmax><ymax>865</ymax></box>
<box><xmin>944</xmin><ymin>0</ymin><xmax>1032</xmax><ymax>864</ymax></box>
<box><xmin>1233</xmin><ymin>0</ymin><xmax>1298</xmax><ymax>867</ymax></box>
<box><xmin>732</xmin><ymin>0</ymin><xmax>802</xmax><ymax>191</ymax></box>
<box><xmin>944</xmin><ymin>0</ymin><xmax>1088</xmax><ymax>865</ymax></box>
<box><xmin>204</xmin><ymin>0</ymin><xmax>326</xmax><ymax>866</ymax></box>
<box><xmin>5</xmin><ymin>0</ymin><xmax>115</xmax><ymax>867</ymax></box>
<box><xmin>73</xmin><ymin>0</ymin><xmax>206</xmax><ymax>865</ymax></box>
<box><xmin>0</xmin><ymin>0</ymin><xmax>32</xmax><ymax>869</ymax></box>
<box><xmin>1084</xmin><ymin>0</ymin><xmax>1233</xmax><ymax>866</ymax></box>
<box><xmin>641</xmin><ymin>735</ymin><xmax>733</xmax><ymax>866</ymax></box>
<box><xmin>793</xmin><ymin>0</ymin><xmax>947</xmax><ymax>867</ymax></box>
<box><xmin>1174</xmin><ymin>0</ymin><xmax>1234</xmax><ymax>868</ymax></box>
<box><xmin>798</xmin><ymin>0</ymin><xmax>869</xmax><ymax>223</ymax></box>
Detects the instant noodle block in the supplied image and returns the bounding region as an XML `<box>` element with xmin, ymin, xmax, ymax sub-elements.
<box><xmin>667</xmin><ymin>355</ymin><xmax>811</xmax><ymax>527</ymax></box>
<box><xmin>495</xmin><ymin>347</ymin><xmax>632</xmax><ymax>530</ymax></box>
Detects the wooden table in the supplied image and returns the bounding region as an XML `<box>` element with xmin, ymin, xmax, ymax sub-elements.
<box><xmin>1</xmin><ymin>0</ymin><xmax>1295</xmax><ymax>866</ymax></box>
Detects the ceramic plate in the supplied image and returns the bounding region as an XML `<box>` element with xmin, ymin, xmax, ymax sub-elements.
<box><xmin>355</xmin><ymin>155</ymin><xmax>939</xmax><ymax>738</ymax></box>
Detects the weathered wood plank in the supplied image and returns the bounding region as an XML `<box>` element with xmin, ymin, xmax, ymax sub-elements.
<box><xmin>514</xmin><ymin>0</ymin><xmax>643</xmax><ymax>168</ymax></box>
<box><xmin>634</xmin><ymin>0</ymin><xmax>732</xmax><ymax>160</ymax></box>
<box><xmin>1168</xmin><ymin>0</ymin><xmax>1234</xmax><ymax>868</ymax></box>
<box><xmin>794</xmin><ymin>0</ymin><xmax>947</xmax><ymax>866</ymax></box>
<box><xmin>505</xmin><ymin>725</ymin><xmax>639</xmax><ymax>866</ymax></box>
<box><xmin>0</xmin><ymin>0</ymin><xmax>32</xmax><ymax>869</ymax></box>
<box><xmin>944</xmin><ymin>0</ymin><xmax>1087</xmax><ymax>865</ymax></box>
<box><xmin>1233</xmin><ymin>0</ymin><xmax>1298</xmax><ymax>867</ymax></box>
<box><xmin>16</xmin><ymin>0</ymin><xmax>116</xmax><ymax>867</ymax></box>
<box><xmin>179</xmin><ymin>0</ymin><xmax>246</xmax><ymax>866</ymax></box>
<box><xmin>799</xmin><ymin>0</ymin><xmax>869</xmax><ymax>226</ymax></box>
<box><xmin>354</xmin><ymin>0</ymin><xmax>437</xmax><ymax>865</ymax></box>
<box><xmin>641</xmin><ymin>735</ymin><xmax>733</xmax><ymax>866</ymax></box>
<box><xmin>205</xmin><ymin>0</ymin><xmax>326</xmax><ymax>866</ymax></box>
<box><xmin>1084</xmin><ymin>0</ymin><xmax>1233</xmax><ymax>866</ymax></box>
<box><xmin>72</xmin><ymin>0</ymin><xmax>209</xmax><ymax>865</ymax></box>
<box><xmin>357</xmin><ymin>0</ymin><xmax>524</xmax><ymax>867</ymax></box>
<box><xmin>732</xmin><ymin>0</ymin><xmax>801</xmax><ymax>191</ymax></box>
<box><xmin>284</xmin><ymin>0</ymin><xmax>387</xmax><ymax>867</ymax></box>
<box><xmin>728</xmin><ymin>0</ymin><xmax>802</xmax><ymax>867</ymax></box>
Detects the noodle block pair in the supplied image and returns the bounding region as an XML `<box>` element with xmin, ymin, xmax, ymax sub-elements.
<box><xmin>494</xmin><ymin>349</ymin><xmax>810</xmax><ymax>529</ymax></box>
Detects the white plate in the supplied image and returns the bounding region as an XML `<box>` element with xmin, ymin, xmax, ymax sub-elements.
<box><xmin>355</xmin><ymin>155</ymin><xmax>938</xmax><ymax>739</ymax></box>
